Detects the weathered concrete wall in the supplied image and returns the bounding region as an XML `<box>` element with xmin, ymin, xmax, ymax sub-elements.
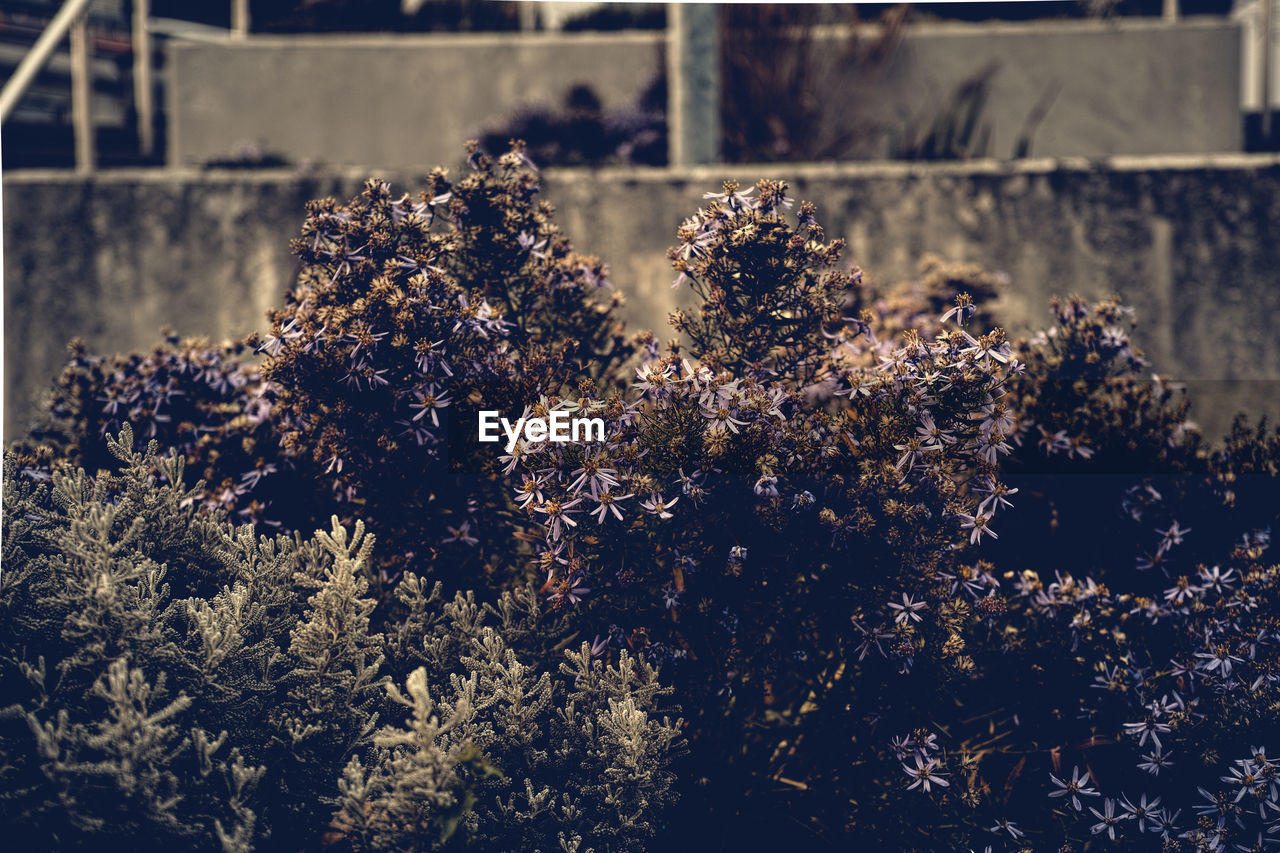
<box><xmin>3</xmin><ymin>171</ymin><xmax>365</xmax><ymax>439</ymax></box>
<box><xmin>165</xmin><ymin>19</ymin><xmax>1241</xmax><ymax>170</ymax></box>
<box><xmin>167</xmin><ymin>33</ymin><xmax>666</xmax><ymax>169</ymax></box>
<box><xmin>819</xmin><ymin>18</ymin><xmax>1242</xmax><ymax>159</ymax></box>
<box><xmin>6</xmin><ymin>154</ymin><xmax>1280</xmax><ymax>442</ymax></box>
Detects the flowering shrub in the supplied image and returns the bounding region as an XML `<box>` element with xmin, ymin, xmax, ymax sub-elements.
<box><xmin>958</xmin><ymin>528</ymin><xmax>1280</xmax><ymax>851</ymax></box>
<box><xmin>256</xmin><ymin>142</ymin><xmax>635</xmax><ymax>590</ymax></box>
<box><xmin>19</xmin><ymin>143</ymin><xmax>636</xmax><ymax>592</ymax></box>
<box><xmin>11</xmin><ymin>147</ymin><xmax>1280</xmax><ymax>851</ymax></box>
<box><xmin>501</xmin><ymin>180</ymin><xmax>1040</xmax><ymax>845</ymax></box>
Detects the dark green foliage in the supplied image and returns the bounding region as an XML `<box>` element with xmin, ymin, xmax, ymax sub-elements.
<box><xmin>338</xmin><ymin>620</ymin><xmax>683</xmax><ymax>852</ymax></box>
<box><xmin>1</xmin><ymin>427</ymin><xmax>275</xmax><ymax>850</ymax></box>
<box><xmin>361</xmin><ymin>576</ymin><xmax>683</xmax><ymax>852</ymax></box>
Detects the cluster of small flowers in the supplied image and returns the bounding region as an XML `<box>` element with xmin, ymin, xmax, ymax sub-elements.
<box><xmin>506</xmin><ymin>359</ymin><xmax>798</xmax><ymax>614</ymax></box>
<box><xmin>262</xmin><ymin>177</ymin><xmax>504</xmax><ymax>483</ymax></box>
<box><xmin>1044</xmin><ymin>765</ymin><xmax>1184</xmax><ymax>842</ymax></box>
<box><xmin>17</xmin><ymin>335</ymin><xmax>279</xmax><ymax>523</ymax></box>
<box><xmin>1010</xmin><ymin>295</ymin><xmax>1201</xmax><ymax>468</ymax></box>
<box><xmin>667</xmin><ymin>178</ymin><xmax>856</xmax><ymax>387</ymax></box>
<box><xmin>841</xmin><ymin>315</ymin><xmax>1019</xmax><ymax>484</ymax></box>
<box><xmin>834</xmin><ymin>254</ymin><xmax>1005</xmax><ymax>374</ymax></box>
<box><xmin>1017</xmin><ymin>527</ymin><xmax>1276</xmax><ymax>682</ymax></box>
<box><xmin>830</xmin><ymin>273</ymin><xmax>1277</xmax><ymax>849</ymax></box>
<box><xmin>1040</xmin><ymin>749</ymin><xmax>1280</xmax><ymax>850</ymax></box>
<box><xmin>248</xmin><ymin>143</ymin><xmax>636</xmax><ymax>585</ymax></box>
<box><xmin>994</xmin><ymin>525</ymin><xmax>1280</xmax><ymax>848</ymax></box>
<box><xmin>266</xmin><ymin>144</ymin><xmax>629</xmax><ymax>472</ymax></box>
<box><xmin>502</xmin><ymin>259</ymin><xmax>1029</xmax><ymax>740</ymax></box>
<box><xmin>807</xmin><ymin>304</ymin><xmax>1023</xmax><ymax>678</ymax></box>
<box><xmin>25</xmin><ymin>142</ymin><xmax>630</xmax><ymax>593</ymax></box>
<box><xmin>892</xmin><ymin>731</ymin><xmax>951</xmax><ymax>794</ymax></box>
<box><xmin>504</xmin><ymin>190</ymin><xmax>1031</xmax><ymax>711</ymax></box>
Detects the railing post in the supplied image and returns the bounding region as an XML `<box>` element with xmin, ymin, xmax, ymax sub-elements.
<box><xmin>70</xmin><ymin>8</ymin><xmax>94</xmax><ymax>173</ymax></box>
<box><xmin>0</xmin><ymin>0</ymin><xmax>96</xmax><ymax>124</ymax></box>
<box><xmin>1264</xmin><ymin>0</ymin><xmax>1274</xmax><ymax>140</ymax></box>
<box><xmin>134</xmin><ymin>0</ymin><xmax>153</xmax><ymax>157</ymax></box>
<box><xmin>519</xmin><ymin>3</ymin><xmax>537</xmax><ymax>31</ymax></box>
<box><xmin>667</xmin><ymin>2</ymin><xmax>721</xmax><ymax>166</ymax></box>
<box><xmin>1163</xmin><ymin>0</ymin><xmax>1179</xmax><ymax>22</ymax></box>
<box><xmin>231</xmin><ymin>0</ymin><xmax>249</xmax><ymax>39</ymax></box>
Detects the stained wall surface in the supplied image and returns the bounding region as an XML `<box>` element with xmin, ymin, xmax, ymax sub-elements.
<box><xmin>164</xmin><ymin>19</ymin><xmax>1241</xmax><ymax>170</ymax></box>
<box><xmin>167</xmin><ymin>33</ymin><xmax>666</xmax><ymax>169</ymax></box>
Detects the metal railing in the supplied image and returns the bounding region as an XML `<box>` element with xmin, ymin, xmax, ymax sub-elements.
<box><xmin>2</xmin><ymin>0</ymin><xmax>98</xmax><ymax>171</ymax></box>
<box><xmin>1</xmin><ymin>0</ymin><xmax>97</xmax><ymax>171</ymax></box>
<box><xmin>0</xmin><ymin>0</ymin><xmax>162</xmax><ymax>170</ymax></box>
<box><xmin>1265</xmin><ymin>0</ymin><xmax>1275</xmax><ymax>139</ymax></box>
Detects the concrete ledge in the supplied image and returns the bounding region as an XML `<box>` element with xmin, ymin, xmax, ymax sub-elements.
<box><xmin>171</xmin><ymin>31</ymin><xmax>673</xmax><ymax>48</ymax></box>
<box><xmin>10</xmin><ymin>151</ymin><xmax>1277</xmax><ymax>186</ymax></box>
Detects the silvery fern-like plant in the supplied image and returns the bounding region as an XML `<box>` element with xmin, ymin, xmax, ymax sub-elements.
<box><xmin>1</xmin><ymin>427</ymin><xmax>683</xmax><ymax>852</ymax></box>
<box><xmin>337</xmin><ymin>606</ymin><xmax>684</xmax><ymax>851</ymax></box>
<box><xmin>1</xmin><ymin>427</ymin><xmax>274</xmax><ymax>851</ymax></box>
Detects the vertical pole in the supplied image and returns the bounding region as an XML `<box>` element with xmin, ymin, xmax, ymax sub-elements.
<box><xmin>231</xmin><ymin>0</ymin><xmax>249</xmax><ymax>39</ymax></box>
<box><xmin>667</xmin><ymin>3</ymin><xmax>721</xmax><ymax>166</ymax></box>
<box><xmin>133</xmin><ymin>0</ymin><xmax>153</xmax><ymax>157</ymax></box>
<box><xmin>70</xmin><ymin>9</ymin><xmax>94</xmax><ymax>173</ymax></box>
<box><xmin>519</xmin><ymin>2</ymin><xmax>537</xmax><ymax>31</ymax></box>
<box><xmin>1264</xmin><ymin>0</ymin><xmax>1274</xmax><ymax>140</ymax></box>
<box><xmin>1162</xmin><ymin>0</ymin><xmax>1178</xmax><ymax>22</ymax></box>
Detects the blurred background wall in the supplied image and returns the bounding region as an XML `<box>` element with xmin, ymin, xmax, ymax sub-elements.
<box><xmin>166</xmin><ymin>32</ymin><xmax>663</xmax><ymax>170</ymax></box>
<box><xmin>161</xmin><ymin>18</ymin><xmax>1239</xmax><ymax>169</ymax></box>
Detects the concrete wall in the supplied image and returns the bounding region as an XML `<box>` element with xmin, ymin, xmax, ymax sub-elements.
<box><xmin>820</xmin><ymin>18</ymin><xmax>1242</xmax><ymax>159</ymax></box>
<box><xmin>6</xmin><ymin>153</ymin><xmax>1280</xmax><ymax>442</ymax></box>
<box><xmin>167</xmin><ymin>32</ymin><xmax>666</xmax><ymax>169</ymax></box>
<box><xmin>165</xmin><ymin>19</ymin><xmax>1241</xmax><ymax>170</ymax></box>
